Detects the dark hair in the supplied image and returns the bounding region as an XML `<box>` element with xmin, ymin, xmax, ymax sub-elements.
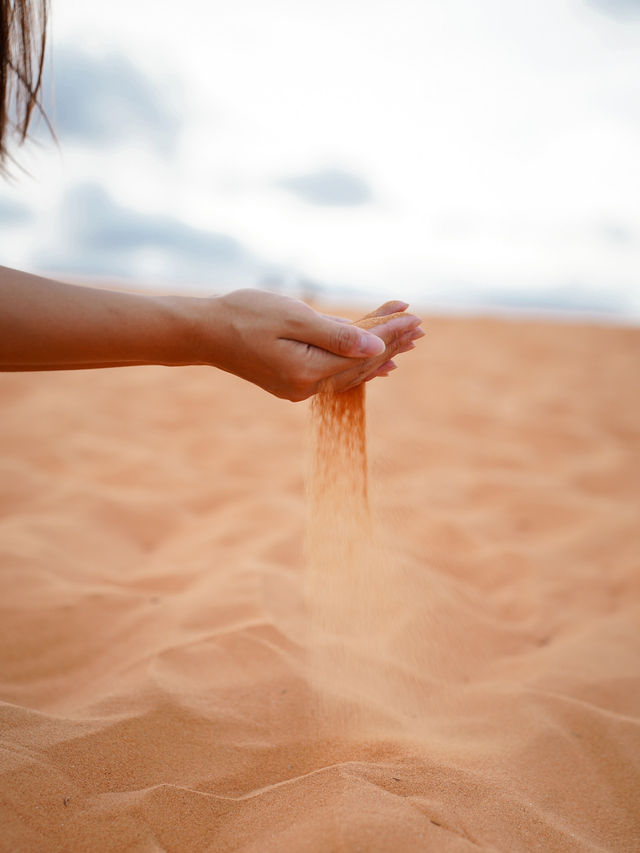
<box><xmin>1</xmin><ymin>0</ymin><xmax>49</xmax><ymax>172</ymax></box>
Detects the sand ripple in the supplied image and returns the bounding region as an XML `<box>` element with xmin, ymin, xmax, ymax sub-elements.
<box><xmin>1</xmin><ymin>316</ymin><xmax>639</xmax><ymax>851</ymax></box>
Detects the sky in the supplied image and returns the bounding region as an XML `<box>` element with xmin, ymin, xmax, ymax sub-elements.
<box><xmin>1</xmin><ymin>0</ymin><xmax>639</xmax><ymax>318</ymax></box>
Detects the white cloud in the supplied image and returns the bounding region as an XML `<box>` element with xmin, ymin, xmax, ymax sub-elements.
<box><xmin>0</xmin><ymin>196</ymin><xmax>33</xmax><ymax>226</ymax></box>
<box><xmin>277</xmin><ymin>168</ymin><xmax>373</xmax><ymax>206</ymax></box>
<box><xmin>42</xmin><ymin>47</ymin><xmax>183</xmax><ymax>154</ymax></box>
<box><xmin>34</xmin><ymin>182</ymin><xmax>258</xmax><ymax>286</ymax></box>
<box><xmin>586</xmin><ymin>0</ymin><xmax>640</xmax><ymax>19</ymax></box>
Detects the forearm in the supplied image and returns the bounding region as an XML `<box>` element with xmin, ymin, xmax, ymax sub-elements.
<box><xmin>0</xmin><ymin>266</ymin><xmax>208</xmax><ymax>370</ymax></box>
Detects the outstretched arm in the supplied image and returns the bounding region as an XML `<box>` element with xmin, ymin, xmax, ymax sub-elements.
<box><xmin>0</xmin><ymin>266</ymin><xmax>423</xmax><ymax>400</ymax></box>
<box><xmin>0</xmin><ymin>265</ymin><xmax>215</xmax><ymax>370</ymax></box>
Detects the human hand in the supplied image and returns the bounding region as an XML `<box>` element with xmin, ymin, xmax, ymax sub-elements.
<box><xmin>204</xmin><ymin>289</ymin><xmax>423</xmax><ymax>401</ymax></box>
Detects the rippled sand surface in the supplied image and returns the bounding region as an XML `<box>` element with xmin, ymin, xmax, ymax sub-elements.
<box><xmin>1</xmin><ymin>314</ymin><xmax>639</xmax><ymax>852</ymax></box>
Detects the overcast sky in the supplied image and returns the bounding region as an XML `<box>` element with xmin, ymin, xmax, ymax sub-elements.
<box><xmin>1</xmin><ymin>0</ymin><xmax>639</xmax><ymax>317</ymax></box>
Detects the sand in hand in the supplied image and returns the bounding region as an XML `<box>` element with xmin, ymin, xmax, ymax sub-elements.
<box><xmin>1</xmin><ymin>312</ymin><xmax>639</xmax><ymax>851</ymax></box>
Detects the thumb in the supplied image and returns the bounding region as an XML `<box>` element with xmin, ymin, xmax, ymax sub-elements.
<box><xmin>303</xmin><ymin>315</ymin><xmax>386</xmax><ymax>358</ymax></box>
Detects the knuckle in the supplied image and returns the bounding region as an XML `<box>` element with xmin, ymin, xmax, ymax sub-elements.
<box><xmin>385</xmin><ymin>329</ymin><xmax>409</xmax><ymax>355</ymax></box>
<box><xmin>330</xmin><ymin>324</ymin><xmax>356</xmax><ymax>355</ymax></box>
<box><xmin>386</xmin><ymin>324</ymin><xmax>405</xmax><ymax>345</ymax></box>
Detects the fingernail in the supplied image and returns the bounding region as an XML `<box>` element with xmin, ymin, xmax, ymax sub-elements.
<box><xmin>357</xmin><ymin>332</ymin><xmax>386</xmax><ymax>356</ymax></box>
<box><xmin>411</xmin><ymin>328</ymin><xmax>426</xmax><ymax>339</ymax></box>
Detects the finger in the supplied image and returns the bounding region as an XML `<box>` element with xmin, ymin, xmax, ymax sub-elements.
<box><xmin>309</xmin><ymin>316</ymin><xmax>422</xmax><ymax>386</ymax></box>
<box><xmin>376</xmin><ymin>358</ymin><xmax>397</xmax><ymax>374</ymax></box>
<box><xmin>365</xmin><ymin>359</ymin><xmax>397</xmax><ymax>380</ymax></box>
<box><xmin>296</xmin><ymin>302</ymin><xmax>418</xmax><ymax>359</ymax></box>
<box><xmin>360</xmin><ymin>300</ymin><xmax>409</xmax><ymax>320</ymax></box>
<box><xmin>355</xmin><ymin>310</ymin><xmax>413</xmax><ymax>332</ymax></box>
<box><xmin>302</xmin><ymin>315</ymin><xmax>386</xmax><ymax>358</ymax></box>
<box><xmin>393</xmin><ymin>327</ymin><xmax>425</xmax><ymax>355</ymax></box>
<box><xmin>299</xmin><ymin>312</ymin><xmax>423</xmax><ymax>396</ymax></box>
<box><xmin>336</xmin><ymin>325</ymin><xmax>420</xmax><ymax>389</ymax></box>
<box><xmin>381</xmin><ymin>329</ymin><xmax>419</xmax><ymax>362</ymax></box>
<box><xmin>362</xmin><ymin>314</ymin><xmax>422</xmax><ymax>347</ymax></box>
<box><xmin>321</xmin><ymin>304</ymin><xmax>410</xmax><ymax>325</ymax></box>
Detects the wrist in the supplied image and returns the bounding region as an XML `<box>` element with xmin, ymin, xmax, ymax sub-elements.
<box><xmin>152</xmin><ymin>294</ymin><xmax>215</xmax><ymax>366</ymax></box>
<box><xmin>190</xmin><ymin>292</ymin><xmax>240</xmax><ymax>371</ymax></box>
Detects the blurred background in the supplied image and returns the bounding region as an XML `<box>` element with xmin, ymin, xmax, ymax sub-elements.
<box><xmin>1</xmin><ymin>0</ymin><xmax>639</xmax><ymax>319</ymax></box>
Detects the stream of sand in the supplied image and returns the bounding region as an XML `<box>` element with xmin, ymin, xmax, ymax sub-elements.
<box><xmin>305</xmin><ymin>311</ymin><xmax>420</xmax><ymax>731</ymax></box>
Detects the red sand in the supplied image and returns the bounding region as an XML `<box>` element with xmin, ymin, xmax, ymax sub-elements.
<box><xmin>1</xmin><ymin>313</ymin><xmax>639</xmax><ymax>851</ymax></box>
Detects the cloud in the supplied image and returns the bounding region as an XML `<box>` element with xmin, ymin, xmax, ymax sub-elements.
<box><xmin>35</xmin><ymin>182</ymin><xmax>255</xmax><ymax>285</ymax></box>
<box><xmin>0</xmin><ymin>196</ymin><xmax>33</xmax><ymax>226</ymax></box>
<box><xmin>277</xmin><ymin>167</ymin><xmax>373</xmax><ymax>206</ymax></box>
<box><xmin>62</xmin><ymin>184</ymin><xmax>244</xmax><ymax>261</ymax></box>
<box><xmin>42</xmin><ymin>47</ymin><xmax>183</xmax><ymax>154</ymax></box>
<box><xmin>598</xmin><ymin>222</ymin><xmax>636</xmax><ymax>245</ymax></box>
<box><xmin>586</xmin><ymin>0</ymin><xmax>640</xmax><ymax>19</ymax></box>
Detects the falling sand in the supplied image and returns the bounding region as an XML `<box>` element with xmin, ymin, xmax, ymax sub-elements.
<box><xmin>306</xmin><ymin>309</ymin><xmax>436</xmax><ymax>732</ymax></box>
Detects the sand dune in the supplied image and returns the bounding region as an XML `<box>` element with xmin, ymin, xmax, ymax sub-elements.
<box><xmin>1</xmin><ymin>314</ymin><xmax>639</xmax><ymax>852</ymax></box>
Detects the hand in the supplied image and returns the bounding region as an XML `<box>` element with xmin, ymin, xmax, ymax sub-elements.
<box><xmin>205</xmin><ymin>289</ymin><xmax>424</xmax><ymax>401</ymax></box>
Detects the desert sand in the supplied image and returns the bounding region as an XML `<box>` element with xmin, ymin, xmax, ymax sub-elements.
<box><xmin>1</xmin><ymin>312</ymin><xmax>639</xmax><ymax>852</ymax></box>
